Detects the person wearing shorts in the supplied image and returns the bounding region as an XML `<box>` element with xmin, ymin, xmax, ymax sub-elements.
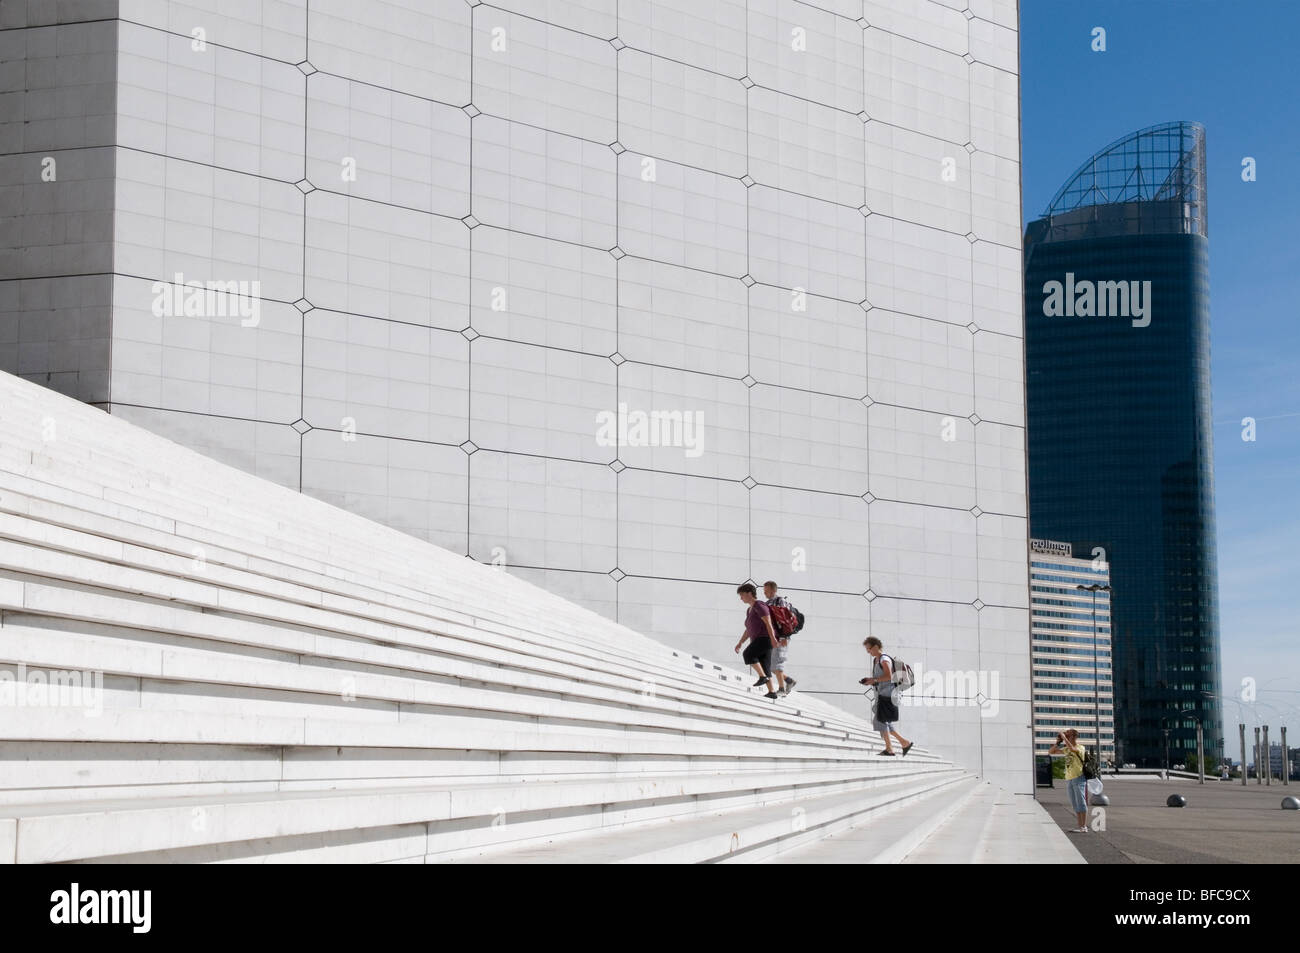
<box><xmin>1050</xmin><ymin>729</ymin><xmax>1089</xmax><ymax>833</ymax></box>
<box><xmin>859</xmin><ymin>637</ymin><xmax>912</xmax><ymax>756</ymax></box>
<box><xmin>734</xmin><ymin>583</ymin><xmax>779</xmax><ymax>699</ymax></box>
<box><xmin>763</xmin><ymin>581</ymin><xmax>797</xmax><ymax>696</ymax></box>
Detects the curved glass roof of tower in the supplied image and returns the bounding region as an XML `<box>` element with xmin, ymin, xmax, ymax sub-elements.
<box><xmin>1023</xmin><ymin>120</ymin><xmax>1222</xmax><ymax>768</ymax></box>
<box><xmin>1027</xmin><ymin>121</ymin><xmax>1207</xmax><ymax>248</ymax></box>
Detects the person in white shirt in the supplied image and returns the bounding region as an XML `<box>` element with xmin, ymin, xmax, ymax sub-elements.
<box><xmin>859</xmin><ymin>637</ymin><xmax>912</xmax><ymax>757</ymax></box>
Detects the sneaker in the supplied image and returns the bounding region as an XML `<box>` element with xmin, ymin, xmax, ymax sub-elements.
<box><xmin>784</xmin><ymin>678</ymin><xmax>797</xmax><ymax>692</ymax></box>
<box><xmin>753</xmin><ymin>676</ymin><xmax>769</xmax><ymax>687</ymax></box>
<box><xmin>765</xmin><ymin>691</ymin><xmax>780</xmax><ymax>699</ymax></box>
<box><xmin>1068</xmin><ymin>827</ymin><xmax>1087</xmax><ymax>834</ymax></box>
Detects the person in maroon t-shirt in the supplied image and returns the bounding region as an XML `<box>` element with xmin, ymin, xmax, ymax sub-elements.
<box><xmin>733</xmin><ymin>583</ymin><xmax>779</xmax><ymax>699</ymax></box>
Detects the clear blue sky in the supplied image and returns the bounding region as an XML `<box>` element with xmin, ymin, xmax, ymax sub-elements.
<box><xmin>1020</xmin><ymin>0</ymin><xmax>1300</xmax><ymax>736</ymax></box>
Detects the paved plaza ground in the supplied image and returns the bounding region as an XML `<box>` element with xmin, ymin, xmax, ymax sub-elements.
<box><xmin>1036</xmin><ymin>776</ymin><xmax>1300</xmax><ymax>863</ymax></box>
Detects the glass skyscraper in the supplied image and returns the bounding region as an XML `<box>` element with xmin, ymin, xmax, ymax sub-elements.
<box><xmin>1023</xmin><ymin>121</ymin><xmax>1222</xmax><ymax>768</ymax></box>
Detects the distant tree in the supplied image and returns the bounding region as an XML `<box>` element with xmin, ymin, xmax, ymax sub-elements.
<box><xmin>1183</xmin><ymin>752</ymin><xmax>1216</xmax><ymax>774</ymax></box>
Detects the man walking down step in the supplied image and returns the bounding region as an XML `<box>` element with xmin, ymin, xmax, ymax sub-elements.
<box><xmin>763</xmin><ymin>580</ymin><xmax>798</xmax><ymax>696</ymax></box>
<box><xmin>734</xmin><ymin>583</ymin><xmax>780</xmax><ymax>699</ymax></box>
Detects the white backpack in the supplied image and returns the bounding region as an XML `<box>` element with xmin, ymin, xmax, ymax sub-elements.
<box><xmin>888</xmin><ymin>655</ymin><xmax>916</xmax><ymax>692</ymax></box>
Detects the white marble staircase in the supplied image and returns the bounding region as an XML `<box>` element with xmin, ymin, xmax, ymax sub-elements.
<box><xmin>0</xmin><ymin>371</ymin><xmax>1067</xmax><ymax>863</ymax></box>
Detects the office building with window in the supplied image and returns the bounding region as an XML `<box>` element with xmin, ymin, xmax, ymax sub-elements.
<box><xmin>1023</xmin><ymin>121</ymin><xmax>1222</xmax><ymax>768</ymax></box>
<box><xmin>1029</xmin><ymin>539</ymin><xmax>1114</xmax><ymax>764</ymax></box>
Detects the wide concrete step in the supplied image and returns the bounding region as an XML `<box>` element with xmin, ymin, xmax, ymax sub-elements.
<box><xmin>0</xmin><ymin>721</ymin><xmax>946</xmax><ymax>813</ymax></box>
<box><xmin>0</xmin><ymin>734</ymin><xmax>950</xmax><ymax>808</ymax></box>
<box><xmin>902</xmin><ymin>784</ymin><xmax>1085</xmax><ymax>863</ymax></box>
<box><xmin>464</xmin><ymin>770</ymin><xmax>976</xmax><ymax>864</ymax></box>
<box><xmin>0</xmin><ymin>764</ymin><xmax>963</xmax><ymax>864</ymax></box>
<box><xmin>772</xmin><ymin>775</ymin><xmax>983</xmax><ymax>863</ymax></box>
<box><xmin>774</xmin><ymin>778</ymin><xmax>1085</xmax><ymax>864</ymax></box>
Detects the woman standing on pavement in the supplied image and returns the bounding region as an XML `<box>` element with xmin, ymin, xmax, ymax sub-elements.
<box><xmin>1050</xmin><ymin>728</ymin><xmax>1089</xmax><ymax>833</ymax></box>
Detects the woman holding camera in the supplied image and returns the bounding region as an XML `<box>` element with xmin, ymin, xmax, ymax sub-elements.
<box><xmin>1049</xmin><ymin>729</ymin><xmax>1089</xmax><ymax>833</ymax></box>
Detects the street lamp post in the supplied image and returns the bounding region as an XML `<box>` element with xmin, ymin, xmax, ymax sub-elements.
<box><xmin>1254</xmin><ymin>727</ymin><xmax>1261</xmax><ymax>784</ymax></box>
<box><xmin>1180</xmin><ymin>708</ymin><xmax>1204</xmax><ymax>784</ymax></box>
<box><xmin>1258</xmin><ymin>722</ymin><xmax>1268</xmax><ymax>785</ymax></box>
<box><xmin>1076</xmin><ymin>583</ymin><xmax>1110</xmax><ymax>767</ymax></box>
<box><xmin>1283</xmin><ymin>727</ymin><xmax>1290</xmax><ymax>786</ymax></box>
<box><xmin>1239</xmin><ymin>723</ymin><xmax>1247</xmax><ymax>786</ymax></box>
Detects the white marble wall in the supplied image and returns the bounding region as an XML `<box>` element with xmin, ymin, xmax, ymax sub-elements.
<box><xmin>0</xmin><ymin>0</ymin><xmax>1030</xmax><ymax>793</ymax></box>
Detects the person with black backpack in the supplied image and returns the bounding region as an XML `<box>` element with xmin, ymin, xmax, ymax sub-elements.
<box><xmin>763</xmin><ymin>581</ymin><xmax>800</xmax><ymax>696</ymax></box>
<box><xmin>859</xmin><ymin>637</ymin><xmax>913</xmax><ymax>756</ymax></box>
<box><xmin>1049</xmin><ymin>728</ymin><xmax>1091</xmax><ymax>833</ymax></box>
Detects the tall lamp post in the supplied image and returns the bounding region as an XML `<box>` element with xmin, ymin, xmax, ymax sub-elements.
<box><xmin>1180</xmin><ymin>708</ymin><xmax>1204</xmax><ymax>784</ymax></box>
<box><xmin>1076</xmin><ymin>583</ymin><xmax>1111</xmax><ymax>767</ymax></box>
